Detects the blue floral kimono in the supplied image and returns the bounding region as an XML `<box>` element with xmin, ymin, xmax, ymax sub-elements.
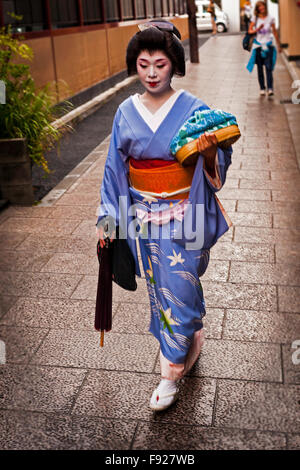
<box><xmin>97</xmin><ymin>90</ymin><xmax>232</xmax><ymax>368</ymax></box>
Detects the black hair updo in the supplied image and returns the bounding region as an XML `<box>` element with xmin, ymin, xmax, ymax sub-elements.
<box><xmin>126</xmin><ymin>19</ymin><xmax>185</xmax><ymax>77</ymax></box>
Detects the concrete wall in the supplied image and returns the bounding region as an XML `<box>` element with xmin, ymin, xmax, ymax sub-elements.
<box><xmin>20</xmin><ymin>17</ymin><xmax>189</xmax><ymax>103</ymax></box>
<box><xmin>222</xmin><ymin>0</ymin><xmax>241</xmax><ymax>33</ymax></box>
<box><xmin>267</xmin><ymin>0</ymin><xmax>279</xmax><ymax>28</ymax></box>
<box><xmin>279</xmin><ymin>0</ymin><xmax>300</xmax><ymax>59</ymax></box>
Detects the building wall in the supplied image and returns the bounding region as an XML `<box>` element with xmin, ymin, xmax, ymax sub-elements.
<box><xmin>20</xmin><ymin>17</ymin><xmax>189</xmax><ymax>103</ymax></box>
<box><xmin>221</xmin><ymin>0</ymin><xmax>241</xmax><ymax>32</ymax></box>
<box><xmin>279</xmin><ymin>0</ymin><xmax>300</xmax><ymax>59</ymax></box>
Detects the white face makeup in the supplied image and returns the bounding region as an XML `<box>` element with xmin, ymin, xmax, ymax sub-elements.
<box><xmin>136</xmin><ymin>50</ymin><xmax>173</xmax><ymax>96</ymax></box>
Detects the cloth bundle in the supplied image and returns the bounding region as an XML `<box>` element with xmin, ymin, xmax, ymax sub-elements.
<box><xmin>170</xmin><ymin>109</ymin><xmax>241</xmax><ymax>166</ymax></box>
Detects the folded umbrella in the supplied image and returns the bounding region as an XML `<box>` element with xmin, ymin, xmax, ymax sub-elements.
<box><xmin>95</xmin><ymin>238</ymin><xmax>113</xmax><ymax>347</ymax></box>
<box><xmin>95</xmin><ymin>227</ymin><xmax>137</xmax><ymax>347</ymax></box>
<box><xmin>170</xmin><ymin>109</ymin><xmax>241</xmax><ymax>166</ymax></box>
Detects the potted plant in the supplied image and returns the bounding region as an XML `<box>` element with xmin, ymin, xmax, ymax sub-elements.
<box><xmin>0</xmin><ymin>18</ymin><xmax>72</xmax><ymax>205</ymax></box>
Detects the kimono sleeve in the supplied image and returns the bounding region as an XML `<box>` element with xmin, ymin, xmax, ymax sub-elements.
<box><xmin>96</xmin><ymin>109</ymin><xmax>130</xmax><ymax>230</ymax></box>
<box><xmin>194</xmin><ymin>101</ymin><xmax>233</xmax><ymax>194</ymax></box>
<box><xmin>203</xmin><ymin>145</ymin><xmax>233</xmax><ymax>193</ymax></box>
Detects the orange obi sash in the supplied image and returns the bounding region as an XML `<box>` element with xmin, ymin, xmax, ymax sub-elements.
<box><xmin>129</xmin><ymin>159</ymin><xmax>195</xmax><ymax>200</ymax></box>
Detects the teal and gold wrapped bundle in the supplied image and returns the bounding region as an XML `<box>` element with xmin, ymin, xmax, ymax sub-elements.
<box><xmin>170</xmin><ymin>109</ymin><xmax>241</xmax><ymax>166</ymax></box>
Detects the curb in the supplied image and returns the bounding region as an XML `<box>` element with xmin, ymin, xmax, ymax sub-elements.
<box><xmin>39</xmin><ymin>75</ymin><xmax>139</xmax><ymax>207</ymax></box>
<box><xmin>38</xmin><ymin>135</ymin><xmax>111</xmax><ymax>207</ymax></box>
<box><xmin>51</xmin><ymin>75</ymin><xmax>139</xmax><ymax>130</ymax></box>
<box><xmin>281</xmin><ymin>51</ymin><xmax>300</xmax><ymax>83</ymax></box>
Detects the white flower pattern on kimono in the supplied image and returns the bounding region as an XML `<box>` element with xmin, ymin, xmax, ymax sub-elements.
<box><xmin>167</xmin><ymin>249</ymin><xmax>185</xmax><ymax>267</ymax></box>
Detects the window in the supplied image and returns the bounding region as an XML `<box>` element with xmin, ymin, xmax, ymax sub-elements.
<box><xmin>50</xmin><ymin>0</ymin><xmax>79</xmax><ymax>29</ymax></box>
<box><xmin>135</xmin><ymin>0</ymin><xmax>146</xmax><ymax>19</ymax></box>
<box><xmin>3</xmin><ymin>0</ymin><xmax>46</xmax><ymax>32</ymax></box>
<box><xmin>162</xmin><ymin>0</ymin><xmax>168</xmax><ymax>16</ymax></box>
<box><xmin>146</xmin><ymin>0</ymin><xmax>154</xmax><ymax>18</ymax></box>
<box><xmin>122</xmin><ymin>0</ymin><xmax>134</xmax><ymax>20</ymax></box>
<box><xmin>178</xmin><ymin>0</ymin><xmax>187</xmax><ymax>15</ymax></box>
<box><xmin>154</xmin><ymin>0</ymin><xmax>161</xmax><ymax>17</ymax></box>
<box><xmin>104</xmin><ymin>0</ymin><xmax>119</xmax><ymax>21</ymax></box>
<box><xmin>82</xmin><ymin>0</ymin><xmax>102</xmax><ymax>25</ymax></box>
<box><xmin>173</xmin><ymin>0</ymin><xmax>179</xmax><ymax>15</ymax></box>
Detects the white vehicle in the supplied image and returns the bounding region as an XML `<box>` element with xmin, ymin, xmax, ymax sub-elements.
<box><xmin>196</xmin><ymin>1</ymin><xmax>229</xmax><ymax>33</ymax></box>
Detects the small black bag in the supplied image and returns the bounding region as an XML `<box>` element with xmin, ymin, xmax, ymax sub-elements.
<box><xmin>243</xmin><ymin>32</ymin><xmax>255</xmax><ymax>51</ymax></box>
<box><xmin>242</xmin><ymin>17</ymin><xmax>257</xmax><ymax>52</ymax></box>
<box><xmin>97</xmin><ymin>227</ymin><xmax>137</xmax><ymax>291</ymax></box>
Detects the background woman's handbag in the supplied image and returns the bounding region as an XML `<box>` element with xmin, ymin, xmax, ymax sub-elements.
<box><xmin>170</xmin><ymin>109</ymin><xmax>241</xmax><ymax>166</ymax></box>
<box><xmin>243</xmin><ymin>31</ymin><xmax>256</xmax><ymax>51</ymax></box>
<box><xmin>242</xmin><ymin>17</ymin><xmax>257</xmax><ymax>51</ymax></box>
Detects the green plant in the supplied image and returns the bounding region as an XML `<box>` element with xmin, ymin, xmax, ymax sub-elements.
<box><xmin>0</xmin><ymin>19</ymin><xmax>73</xmax><ymax>174</ymax></box>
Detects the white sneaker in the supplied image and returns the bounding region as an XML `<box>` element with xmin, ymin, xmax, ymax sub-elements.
<box><xmin>268</xmin><ymin>89</ymin><xmax>274</xmax><ymax>96</ymax></box>
<box><xmin>150</xmin><ymin>380</ymin><xmax>179</xmax><ymax>411</ymax></box>
<box><xmin>260</xmin><ymin>90</ymin><xmax>266</xmax><ymax>96</ymax></box>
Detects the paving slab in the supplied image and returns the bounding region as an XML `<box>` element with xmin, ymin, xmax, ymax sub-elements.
<box><xmin>278</xmin><ymin>286</ymin><xmax>300</xmax><ymax>313</ymax></box>
<box><xmin>72</xmin><ymin>370</ymin><xmax>216</xmax><ymax>426</ymax></box>
<box><xmin>0</xmin><ymin>325</ymin><xmax>49</xmax><ymax>365</ymax></box>
<box><xmin>223</xmin><ymin>309</ymin><xmax>300</xmax><ymax>343</ymax></box>
<box><xmin>30</xmin><ymin>329</ymin><xmax>159</xmax><ymax>373</ymax></box>
<box><xmin>201</xmin><ymin>281</ymin><xmax>277</xmax><ymax>311</ymax></box>
<box><xmin>0</xmin><ymin>364</ymin><xmax>86</xmax><ymax>413</ymax></box>
<box><xmin>210</xmin><ymin>241</ymin><xmax>275</xmax><ymax>263</ymax></box>
<box><xmin>154</xmin><ymin>339</ymin><xmax>282</xmax><ymax>382</ymax></box>
<box><xmin>132</xmin><ymin>422</ymin><xmax>286</xmax><ymax>450</ymax></box>
<box><xmin>215</xmin><ymin>379</ymin><xmax>300</xmax><ymax>433</ymax></box>
<box><xmin>281</xmin><ymin>343</ymin><xmax>300</xmax><ymax>385</ymax></box>
<box><xmin>0</xmin><ymin>297</ymin><xmax>118</xmax><ymax>330</ymax></box>
<box><xmin>0</xmin><ymin>410</ymin><xmax>136</xmax><ymax>450</ymax></box>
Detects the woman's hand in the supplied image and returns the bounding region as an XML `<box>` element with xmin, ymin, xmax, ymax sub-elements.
<box><xmin>96</xmin><ymin>225</ymin><xmax>115</xmax><ymax>248</ymax></box>
<box><xmin>197</xmin><ymin>132</ymin><xmax>218</xmax><ymax>177</ymax></box>
<box><xmin>197</xmin><ymin>132</ymin><xmax>218</xmax><ymax>169</ymax></box>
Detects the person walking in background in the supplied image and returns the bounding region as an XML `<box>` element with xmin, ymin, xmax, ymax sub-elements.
<box><xmin>247</xmin><ymin>1</ymin><xmax>282</xmax><ymax>96</ymax></box>
<box><xmin>207</xmin><ymin>0</ymin><xmax>217</xmax><ymax>36</ymax></box>
<box><xmin>243</xmin><ymin>0</ymin><xmax>252</xmax><ymax>32</ymax></box>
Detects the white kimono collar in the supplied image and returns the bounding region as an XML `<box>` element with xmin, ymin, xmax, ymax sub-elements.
<box><xmin>132</xmin><ymin>89</ymin><xmax>184</xmax><ymax>133</ymax></box>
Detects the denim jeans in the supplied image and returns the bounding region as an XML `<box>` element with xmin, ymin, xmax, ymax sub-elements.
<box><xmin>255</xmin><ymin>46</ymin><xmax>274</xmax><ymax>90</ymax></box>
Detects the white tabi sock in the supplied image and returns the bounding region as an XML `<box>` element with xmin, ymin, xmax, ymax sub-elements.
<box><xmin>156</xmin><ymin>378</ymin><xmax>177</xmax><ymax>395</ymax></box>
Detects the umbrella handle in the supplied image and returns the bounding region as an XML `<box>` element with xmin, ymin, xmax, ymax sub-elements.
<box><xmin>100</xmin><ymin>330</ymin><xmax>104</xmax><ymax>347</ymax></box>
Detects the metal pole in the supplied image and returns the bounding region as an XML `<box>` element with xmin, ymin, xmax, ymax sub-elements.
<box><xmin>117</xmin><ymin>0</ymin><xmax>123</xmax><ymax>21</ymax></box>
<box><xmin>100</xmin><ymin>0</ymin><xmax>106</xmax><ymax>23</ymax></box>
<box><xmin>132</xmin><ymin>0</ymin><xmax>137</xmax><ymax>19</ymax></box>
<box><xmin>0</xmin><ymin>0</ymin><xmax>5</xmax><ymax>27</ymax></box>
<box><xmin>77</xmin><ymin>0</ymin><xmax>84</xmax><ymax>26</ymax></box>
<box><xmin>187</xmin><ymin>0</ymin><xmax>199</xmax><ymax>63</ymax></box>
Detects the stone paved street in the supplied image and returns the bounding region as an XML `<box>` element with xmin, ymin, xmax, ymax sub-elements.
<box><xmin>0</xmin><ymin>35</ymin><xmax>300</xmax><ymax>450</ymax></box>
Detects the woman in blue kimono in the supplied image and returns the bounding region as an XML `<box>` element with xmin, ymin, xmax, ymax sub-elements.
<box><xmin>96</xmin><ymin>20</ymin><xmax>232</xmax><ymax>411</ymax></box>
